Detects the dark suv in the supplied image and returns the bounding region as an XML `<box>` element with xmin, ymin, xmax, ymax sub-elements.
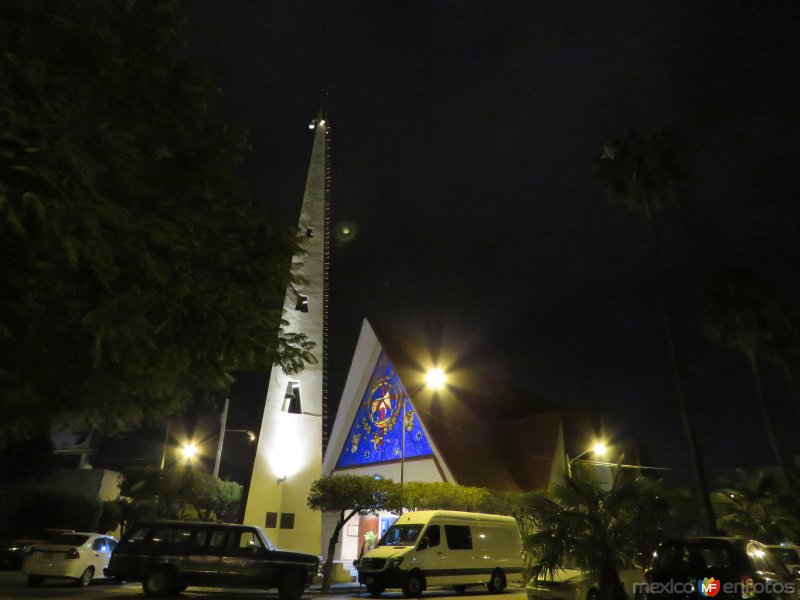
<box><xmin>107</xmin><ymin>521</ymin><xmax>320</xmax><ymax>598</ymax></box>
<box><xmin>644</xmin><ymin>538</ymin><xmax>796</xmax><ymax>600</ymax></box>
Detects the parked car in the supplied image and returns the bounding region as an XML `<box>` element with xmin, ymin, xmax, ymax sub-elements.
<box><xmin>526</xmin><ymin>558</ymin><xmax>643</xmax><ymax>600</ymax></box>
<box><xmin>21</xmin><ymin>532</ymin><xmax>117</xmax><ymax>587</ymax></box>
<box><xmin>766</xmin><ymin>545</ymin><xmax>800</xmax><ymax>577</ymax></box>
<box><xmin>106</xmin><ymin>520</ymin><xmax>320</xmax><ymax>599</ymax></box>
<box><xmin>644</xmin><ymin>537</ymin><xmax>796</xmax><ymax>600</ymax></box>
<box><xmin>0</xmin><ymin>529</ymin><xmax>74</xmax><ymax>569</ymax></box>
<box><xmin>356</xmin><ymin>510</ymin><xmax>523</xmax><ymax>597</ymax></box>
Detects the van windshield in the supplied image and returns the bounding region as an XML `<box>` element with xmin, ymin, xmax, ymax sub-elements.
<box><xmin>377</xmin><ymin>524</ymin><xmax>423</xmax><ymax>547</ymax></box>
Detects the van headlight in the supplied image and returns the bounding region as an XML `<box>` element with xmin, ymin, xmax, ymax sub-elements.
<box><xmin>387</xmin><ymin>557</ymin><xmax>404</xmax><ymax>569</ymax></box>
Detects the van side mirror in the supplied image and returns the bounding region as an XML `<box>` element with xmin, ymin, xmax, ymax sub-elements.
<box><xmin>418</xmin><ymin>537</ymin><xmax>429</xmax><ymax>551</ymax></box>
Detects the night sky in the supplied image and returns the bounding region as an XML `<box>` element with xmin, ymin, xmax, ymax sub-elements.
<box><xmin>109</xmin><ymin>1</ymin><xmax>800</xmax><ymax>485</ymax></box>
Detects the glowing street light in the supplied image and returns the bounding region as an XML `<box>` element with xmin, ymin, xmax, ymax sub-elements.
<box><xmin>401</xmin><ymin>368</ymin><xmax>448</xmax><ymax>487</ymax></box>
<box><xmin>567</xmin><ymin>440</ymin><xmax>607</xmax><ymax>476</ymax></box>
<box><xmin>424</xmin><ymin>367</ymin><xmax>447</xmax><ymax>390</ymax></box>
<box><xmin>181</xmin><ymin>443</ymin><xmax>198</xmax><ymax>462</ymax></box>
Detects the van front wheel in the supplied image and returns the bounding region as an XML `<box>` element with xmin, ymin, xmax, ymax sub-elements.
<box><xmin>403</xmin><ymin>570</ymin><xmax>425</xmax><ymax>598</ymax></box>
<box><xmin>487</xmin><ymin>569</ymin><xmax>506</xmax><ymax>594</ymax></box>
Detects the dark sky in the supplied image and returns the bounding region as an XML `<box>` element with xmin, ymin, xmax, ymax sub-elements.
<box><xmin>129</xmin><ymin>1</ymin><xmax>800</xmax><ymax>484</ymax></box>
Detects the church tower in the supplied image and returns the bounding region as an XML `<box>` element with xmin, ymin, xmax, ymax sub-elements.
<box><xmin>243</xmin><ymin>113</ymin><xmax>330</xmax><ymax>554</ymax></box>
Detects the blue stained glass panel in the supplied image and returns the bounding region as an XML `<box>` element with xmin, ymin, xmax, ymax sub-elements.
<box><xmin>336</xmin><ymin>351</ymin><xmax>433</xmax><ymax>468</ymax></box>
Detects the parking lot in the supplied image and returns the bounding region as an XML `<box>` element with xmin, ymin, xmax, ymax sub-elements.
<box><xmin>0</xmin><ymin>571</ymin><xmax>527</xmax><ymax>600</ymax></box>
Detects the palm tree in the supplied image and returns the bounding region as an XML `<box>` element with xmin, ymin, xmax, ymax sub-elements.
<box><xmin>525</xmin><ymin>469</ymin><xmax>674</xmax><ymax>600</ymax></box>
<box><xmin>700</xmin><ymin>270</ymin><xmax>790</xmax><ymax>478</ymax></box>
<box><xmin>763</xmin><ymin>309</ymin><xmax>800</xmax><ymax>409</ymax></box>
<box><xmin>713</xmin><ymin>468</ymin><xmax>800</xmax><ymax>542</ymax></box>
<box><xmin>592</xmin><ymin>129</ymin><xmax>716</xmax><ymax>533</ymax></box>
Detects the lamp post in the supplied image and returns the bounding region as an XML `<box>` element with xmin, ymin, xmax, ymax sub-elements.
<box><xmin>211</xmin><ymin>397</ymin><xmax>257</xmax><ymax>478</ymax></box>
<box><xmin>567</xmin><ymin>442</ymin><xmax>607</xmax><ymax>476</ymax></box>
<box><xmin>400</xmin><ymin>368</ymin><xmax>447</xmax><ymax>486</ymax></box>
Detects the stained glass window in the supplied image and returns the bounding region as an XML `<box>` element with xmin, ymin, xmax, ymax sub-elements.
<box><xmin>335</xmin><ymin>351</ymin><xmax>433</xmax><ymax>468</ymax></box>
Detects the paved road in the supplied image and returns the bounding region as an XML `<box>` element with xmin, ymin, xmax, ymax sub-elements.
<box><xmin>0</xmin><ymin>572</ymin><xmax>527</xmax><ymax>600</ymax></box>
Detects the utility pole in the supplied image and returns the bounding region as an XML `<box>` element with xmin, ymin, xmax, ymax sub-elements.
<box><xmin>212</xmin><ymin>398</ymin><xmax>229</xmax><ymax>478</ymax></box>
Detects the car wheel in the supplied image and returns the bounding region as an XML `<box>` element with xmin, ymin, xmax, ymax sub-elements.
<box><xmin>27</xmin><ymin>575</ymin><xmax>45</xmax><ymax>586</ymax></box>
<box><xmin>367</xmin><ymin>583</ymin><xmax>386</xmax><ymax>597</ymax></box>
<box><xmin>453</xmin><ymin>585</ymin><xmax>468</xmax><ymax>593</ymax></box>
<box><xmin>278</xmin><ymin>569</ymin><xmax>306</xmax><ymax>600</ymax></box>
<box><xmin>487</xmin><ymin>569</ymin><xmax>506</xmax><ymax>594</ymax></box>
<box><xmin>143</xmin><ymin>568</ymin><xmax>176</xmax><ymax>598</ymax></box>
<box><xmin>402</xmin><ymin>570</ymin><xmax>425</xmax><ymax>598</ymax></box>
<box><xmin>76</xmin><ymin>566</ymin><xmax>94</xmax><ymax>587</ymax></box>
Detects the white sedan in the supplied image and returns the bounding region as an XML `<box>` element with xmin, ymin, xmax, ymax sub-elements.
<box><xmin>22</xmin><ymin>532</ymin><xmax>117</xmax><ymax>587</ymax></box>
<box><xmin>527</xmin><ymin>566</ymin><xmax>643</xmax><ymax>600</ymax></box>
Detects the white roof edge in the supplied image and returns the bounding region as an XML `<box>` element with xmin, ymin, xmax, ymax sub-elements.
<box><xmin>322</xmin><ymin>319</ymin><xmax>382</xmax><ymax>474</ymax></box>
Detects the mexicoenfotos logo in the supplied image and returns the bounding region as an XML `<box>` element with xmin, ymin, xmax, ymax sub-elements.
<box><xmin>697</xmin><ymin>577</ymin><xmax>721</xmax><ymax>597</ymax></box>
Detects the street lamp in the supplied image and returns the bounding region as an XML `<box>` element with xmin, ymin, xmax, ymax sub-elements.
<box><xmin>211</xmin><ymin>396</ymin><xmax>258</xmax><ymax>478</ymax></box>
<box><xmin>401</xmin><ymin>368</ymin><xmax>448</xmax><ymax>486</ymax></box>
<box><xmin>567</xmin><ymin>441</ymin><xmax>607</xmax><ymax>476</ymax></box>
<box><xmin>181</xmin><ymin>442</ymin><xmax>198</xmax><ymax>462</ymax></box>
<box><xmin>212</xmin><ymin>429</ymin><xmax>257</xmax><ymax>477</ymax></box>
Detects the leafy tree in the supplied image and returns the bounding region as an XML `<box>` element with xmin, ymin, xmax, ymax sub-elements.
<box><xmin>525</xmin><ymin>470</ymin><xmax>674</xmax><ymax>600</ymax></box>
<box><xmin>182</xmin><ymin>472</ymin><xmax>242</xmax><ymax>522</ymax></box>
<box><xmin>0</xmin><ymin>0</ymin><xmax>314</xmax><ymax>440</ymax></box>
<box><xmin>593</xmin><ymin>129</ymin><xmax>716</xmax><ymax>532</ymax></box>
<box><xmin>307</xmin><ymin>475</ymin><xmax>401</xmax><ymax>592</ymax></box>
<box><xmin>401</xmin><ymin>481</ymin><xmax>495</xmax><ymax>512</ymax></box>
<box><xmin>112</xmin><ymin>466</ymin><xmax>241</xmax><ymax>533</ymax></box>
<box><xmin>713</xmin><ymin>468</ymin><xmax>800</xmax><ymax>542</ymax></box>
<box><xmin>701</xmin><ymin>270</ymin><xmax>793</xmax><ymax>477</ymax></box>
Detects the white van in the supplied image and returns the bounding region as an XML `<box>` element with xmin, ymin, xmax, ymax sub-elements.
<box><xmin>356</xmin><ymin>510</ymin><xmax>523</xmax><ymax>597</ymax></box>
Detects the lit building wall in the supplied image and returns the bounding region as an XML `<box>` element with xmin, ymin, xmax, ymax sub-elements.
<box><xmin>244</xmin><ymin>117</ymin><xmax>328</xmax><ymax>555</ymax></box>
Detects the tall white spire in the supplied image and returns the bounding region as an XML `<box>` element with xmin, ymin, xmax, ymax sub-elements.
<box><xmin>243</xmin><ymin>113</ymin><xmax>329</xmax><ymax>554</ymax></box>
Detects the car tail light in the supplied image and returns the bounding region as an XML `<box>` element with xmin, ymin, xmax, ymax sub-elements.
<box><xmin>65</xmin><ymin>547</ymin><xmax>79</xmax><ymax>560</ymax></box>
<box><xmin>740</xmin><ymin>575</ymin><xmax>756</xmax><ymax>599</ymax></box>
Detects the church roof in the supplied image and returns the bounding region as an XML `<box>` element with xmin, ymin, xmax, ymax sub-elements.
<box><xmin>325</xmin><ymin>318</ymin><xmax>604</xmax><ymax>492</ymax></box>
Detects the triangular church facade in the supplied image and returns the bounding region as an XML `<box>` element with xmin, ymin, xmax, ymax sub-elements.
<box><xmin>324</xmin><ymin>320</ymin><xmax>454</xmax><ymax>484</ymax></box>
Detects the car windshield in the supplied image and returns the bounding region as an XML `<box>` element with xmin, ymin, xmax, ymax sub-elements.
<box><xmin>254</xmin><ymin>527</ymin><xmax>276</xmax><ymax>550</ymax></box>
<box><xmin>377</xmin><ymin>524</ymin><xmax>423</xmax><ymax>547</ymax></box>
<box><xmin>48</xmin><ymin>534</ymin><xmax>90</xmax><ymax>546</ymax></box>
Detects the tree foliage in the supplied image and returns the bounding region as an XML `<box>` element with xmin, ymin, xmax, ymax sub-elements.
<box><xmin>525</xmin><ymin>470</ymin><xmax>675</xmax><ymax>600</ymax></box>
<box><xmin>701</xmin><ymin>270</ymin><xmax>794</xmax><ymax>476</ymax></box>
<box><xmin>713</xmin><ymin>468</ymin><xmax>800</xmax><ymax>543</ymax></box>
<box><xmin>593</xmin><ymin>129</ymin><xmax>683</xmax><ymax>217</ymax></box>
<box><xmin>308</xmin><ymin>475</ymin><xmax>401</xmax><ymax>592</ymax></box>
<box><xmin>115</xmin><ymin>466</ymin><xmax>241</xmax><ymax>533</ymax></box>
<box><xmin>401</xmin><ymin>481</ymin><xmax>502</xmax><ymax>513</ymax></box>
<box><xmin>0</xmin><ymin>0</ymin><xmax>314</xmax><ymax>440</ymax></box>
<box><xmin>593</xmin><ymin>128</ymin><xmax>716</xmax><ymax>534</ymax></box>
